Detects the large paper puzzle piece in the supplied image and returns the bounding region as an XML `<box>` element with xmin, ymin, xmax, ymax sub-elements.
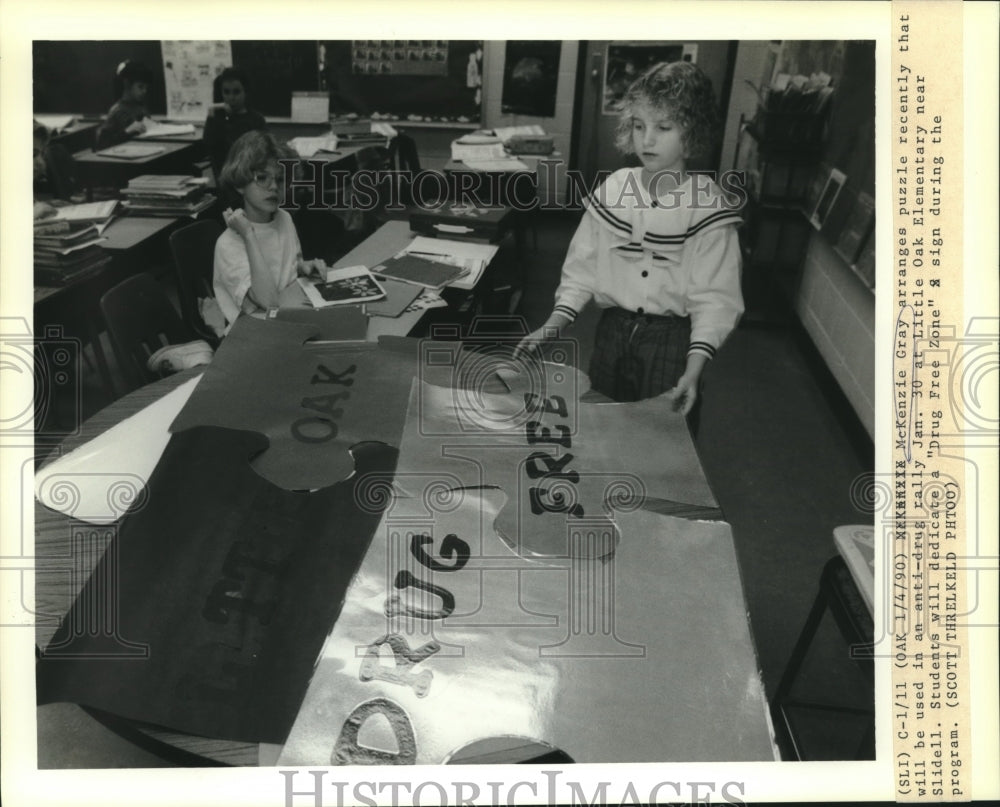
<box><xmin>36</xmin><ymin>425</ymin><xmax>397</xmax><ymax>744</ymax></box>
<box><xmin>393</xmin><ymin>367</ymin><xmax>720</xmax><ymax>558</ymax></box>
<box><xmin>277</xmin><ymin>493</ymin><xmax>775</xmax><ymax>764</ymax></box>
<box><xmin>169</xmin><ymin>317</ymin><xmax>467</xmax><ymax>491</ymax></box>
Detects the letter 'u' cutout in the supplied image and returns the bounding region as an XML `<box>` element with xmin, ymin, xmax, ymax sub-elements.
<box><xmin>332</xmin><ymin>697</ymin><xmax>416</xmax><ymax>765</ymax></box>
<box><xmin>385</xmin><ymin>570</ymin><xmax>455</xmax><ymax>620</ymax></box>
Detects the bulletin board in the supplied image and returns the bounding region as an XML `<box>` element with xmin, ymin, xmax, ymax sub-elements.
<box><xmin>320</xmin><ymin>40</ymin><xmax>483</xmax><ymax>123</ymax></box>
<box><xmin>161</xmin><ymin>40</ymin><xmax>233</xmax><ymax>120</ymax></box>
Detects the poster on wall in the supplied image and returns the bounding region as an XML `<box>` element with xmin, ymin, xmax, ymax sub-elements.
<box><xmin>602</xmin><ymin>42</ymin><xmax>697</xmax><ymax>114</ymax></box>
<box><xmin>501</xmin><ymin>40</ymin><xmax>561</xmax><ymax>117</ymax></box>
<box><xmin>161</xmin><ymin>40</ymin><xmax>233</xmax><ymax>120</ymax></box>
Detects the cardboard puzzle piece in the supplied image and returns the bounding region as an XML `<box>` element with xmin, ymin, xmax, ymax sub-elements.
<box><xmin>277</xmin><ymin>494</ymin><xmax>775</xmax><ymax>765</ymax></box>
<box><xmin>169</xmin><ymin>317</ymin><xmax>465</xmax><ymax>491</ymax></box>
<box><xmin>36</xmin><ymin>426</ymin><xmax>397</xmax><ymax>744</ymax></box>
<box><xmin>393</xmin><ymin>364</ymin><xmax>719</xmax><ymax>558</ymax></box>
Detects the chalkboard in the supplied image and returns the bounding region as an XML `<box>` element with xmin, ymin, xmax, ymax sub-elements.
<box><xmin>229</xmin><ymin>41</ymin><xmax>320</xmax><ymax>118</ymax></box>
<box><xmin>33</xmin><ymin>41</ymin><xmax>167</xmax><ymax>116</ymax></box>
<box><xmin>33</xmin><ymin>40</ymin><xmax>483</xmax><ymax>124</ymax></box>
<box><xmin>320</xmin><ymin>40</ymin><xmax>482</xmax><ymax>123</ymax></box>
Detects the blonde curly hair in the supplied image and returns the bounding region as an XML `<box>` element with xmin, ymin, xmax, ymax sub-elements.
<box><xmin>613</xmin><ymin>61</ymin><xmax>720</xmax><ymax>160</ymax></box>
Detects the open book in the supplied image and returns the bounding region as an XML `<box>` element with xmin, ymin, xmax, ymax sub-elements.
<box><xmin>297</xmin><ymin>265</ymin><xmax>386</xmax><ymax>308</ymax></box>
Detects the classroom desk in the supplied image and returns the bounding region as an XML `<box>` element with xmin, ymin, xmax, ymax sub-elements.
<box><xmin>72</xmin><ymin>141</ymin><xmax>200</xmax><ymax>200</ymax></box>
<box><xmin>45</xmin><ymin>119</ymin><xmax>101</xmax><ymax>154</ymax></box>
<box><xmin>282</xmin><ymin>218</ymin><xmax>499</xmax><ymax>341</ymax></box>
<box><xmin>34</xmin><ymin>215</ymin><xmax>188</xmax><ymax>400</ymax></box>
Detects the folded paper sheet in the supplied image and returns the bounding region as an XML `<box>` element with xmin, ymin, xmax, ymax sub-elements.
<box><xmin>34</xmin><ymin>375</ymin><xmax>201</xmax><ymax>525</ymax></box>
<box><xmin>36</xmin><ymin>427</ymin><xmax>397</xmax><ymax>744</ymax></box>
<box><xmin>277</xmin><ymin>495</ymin><xmax>775</xmax><ymax>764</ymax></box>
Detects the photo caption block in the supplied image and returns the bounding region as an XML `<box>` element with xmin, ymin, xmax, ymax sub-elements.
<box><xmin>892</xmin><ymin>2</ymin><xmax>971</xmax><ymax>801</ymax></box>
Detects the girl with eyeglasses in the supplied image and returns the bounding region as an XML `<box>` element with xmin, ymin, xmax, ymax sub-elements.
<box><xmin>213</xmin><ymin>130</ymin><xmax>323</xmax><ymax>329</ymax></box>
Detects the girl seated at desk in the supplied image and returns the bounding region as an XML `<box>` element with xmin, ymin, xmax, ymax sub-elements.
<box><xmin>203</xmin><ymin>67</ymin><xmax>267</xmax><ymax>182</ymax></box>
<box><xmin>213</xmin><ymin>130</ymin><xmax>323</xmax><ymax>329</ymax></box>
<box><xmin>95</xmin><ymin>59</ymin><xmax>154</xmax><ymax>149</ymax></box>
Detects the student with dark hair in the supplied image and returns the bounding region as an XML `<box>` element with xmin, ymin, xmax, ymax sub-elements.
<box><xmin>203</xmin><ymin>67</ymin><xmax>267</xmax><ymax>181</ymax></box>
<box><xmin>95</xmin><ymin>59</ymin><xmax>155</xmax><ymax>149</ymax></box>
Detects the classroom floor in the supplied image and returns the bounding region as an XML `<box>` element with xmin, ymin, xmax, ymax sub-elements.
<box><xmin>35</xmin><ymin>210</ymin><xmax>875</xmax><ymax>766</ymax></box>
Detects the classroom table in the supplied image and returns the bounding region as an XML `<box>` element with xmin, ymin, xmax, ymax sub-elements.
<box><xmin>33</xmin><ymin>356</ymin><xmax>776</xmax><ymax>765</ymax></box>
<box><xmin>34</xmin><ymin>215</ymin><xmax>190</xmax><ymax>400</ymax></box>
<box><xmin>30</xmin><ymin>219</ymin><xmax>504</xmax><ymax>764</ymax></box>
<box><xmin>72</xmin><ymin>141</ymin><xmax>200</xmax><ymax>201</ymax></box>
<box><xmin>443</xmin><ymin>156</ymin><xmax>561</xmax><ymax>258</ymax></box>
<box><xmin>33</xmin><ymin>368</ymin><xmax>259</xmax><ymax>766</ymax></box>
<box><xmin>44</xmin><ymin>118</ymin><xmax>101</xmax><ymax>154</ymax></box>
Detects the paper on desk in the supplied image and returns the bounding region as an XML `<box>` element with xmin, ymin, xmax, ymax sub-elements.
<box><xmin>34</xmin><ymin>375</ymin><xmax>202</xmax><ymax>524</ymax></box>
<box><xmin>34</xmin><ymin>114</ymin><xmax>75</xmax><ymax>133</ymax></box>
<box><xmin>136</xmin><ymin>118</ymin><xmax>196</xmax><ymax>138</ymax></box>
<box><xmin>288</xmin><ymin>133</ymin><xmax>339</xmax><ymax>158</ymax></box>
<box><xmin>402</xmin><ymin>236</ymin><xmax>497</xmax><ymax>290</ymax></box>
<box><xmin>461</xmin><ymin>158</ymin><xmax>530</xmax><ymax>172</ymax></box>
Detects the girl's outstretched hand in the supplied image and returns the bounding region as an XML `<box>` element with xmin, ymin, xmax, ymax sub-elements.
<box><xmin>666</xmin><ymin>373</ymin><xmax>698</xmax><ymax>415</ymax></box>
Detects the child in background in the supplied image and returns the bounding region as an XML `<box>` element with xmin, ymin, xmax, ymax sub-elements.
<box><xmin>213</xmin><ymin>130</ymin><xmax>323</xmax><ymax>328</ymax></box>
<box><xmin>203</xmin><ymin>67</ymin><xmax>267</xmax><ymax>182</ymax></box>
<box><xmin>95</xmin><ymin>60</ymin><xmax>154</xmax><ymax>149</ymax></box>
<box><xmin>516</xmin><ymin>61</ymin><xmax>743</xmax><ymax>414</ymax></box>
<box><xmin>33</xmin><ymin>120</ymin><xmax>78</xmax><ymax>218</ymax></box>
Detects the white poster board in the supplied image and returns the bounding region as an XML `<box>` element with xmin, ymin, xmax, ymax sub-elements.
<box><xmin>161</xmin><ymin>40</ymin><xmax>233</xmax><ymax>120</ymax></box>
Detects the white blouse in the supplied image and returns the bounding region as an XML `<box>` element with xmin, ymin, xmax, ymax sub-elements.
<box><xmin>554</xmin><ymin>167</ymin><xmax>744</xmax><ymax>360</ymax></box>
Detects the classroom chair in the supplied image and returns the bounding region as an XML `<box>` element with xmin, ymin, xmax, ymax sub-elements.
<box><xmin>770</xmin><ymin>525</ymin><xmax>876</xmax><ymax>761</ymax></box>
<box><xmin>168</xmin><ymin>219</ymin><xmax>225</xmax><ymax>347</ymax></box>
<box><xmin>100</xmin><ymin>273</ymin><xmax>201</xmax><ymax>393</ymax></box>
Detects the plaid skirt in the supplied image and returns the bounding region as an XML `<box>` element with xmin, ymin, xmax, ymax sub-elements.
<box><xmin>587</xmin><ymin>307</ymin><xmax>691</xmax><ymax>402</ymax></box>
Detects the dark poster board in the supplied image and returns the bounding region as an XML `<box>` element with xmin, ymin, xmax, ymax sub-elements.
<box><xmin>229</xmin><ymin>41</ymin><xmax>320</xmax><ymax>118</ymax></box>
<box><xmin>33</xmin><ymin>40</ymin><xmax>167</xmax><ymax>116</ymax></box>
<box><xmin>501</xmin><ymin>41</ymin><xmax>561</xmax><ymax>117</ymax></box>
<box><xmin>320</xmin><ymin>40</ymin><xmax>482</xmax><ymax>123</ymax></box>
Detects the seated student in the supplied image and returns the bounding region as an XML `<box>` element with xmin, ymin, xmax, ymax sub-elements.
<box><xmin>95</xmin><ymin>60</ymin><xmax>154</xmax><ymax>149</ymax></box>
<box><xmin>213</xmin><ymin>130</ymin><xmax>323</xmax><ymax>329</ymax></box>
<box><xmin>33</xmin><ymin>120</ymin><xmax>78</xmax><ymax>203</ymax></box>
<box><xmin>203</xmin><ymin>67</ymin><xmax>267</xmax><ymax>181</ymax></box>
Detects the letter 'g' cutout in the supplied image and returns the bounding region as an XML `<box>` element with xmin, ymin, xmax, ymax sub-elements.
<box><xmin>332</xmin><ymin>697</ymin><xmax>416</xmax><ymax>765</ymax></box>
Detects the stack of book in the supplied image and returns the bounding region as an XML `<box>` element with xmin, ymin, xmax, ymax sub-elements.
<box><xmin>34</xmin><ymin>219</ymin><xmax>111</xmax><ymax>286</ymax></box>
<box><xmin>450</xmin><ymin>134</ymin><xmax>506</xmax><ymax>162</ymax></box>
<box><xmin>120</xmin><ymin>175</ymin><xmax>216</xmax><ymax>217</ymax></box>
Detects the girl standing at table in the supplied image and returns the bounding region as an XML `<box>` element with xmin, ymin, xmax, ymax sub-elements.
<box><xmin>516</xmin><ymin>60</ymin><xmax>744</xmax><ymax>414</ymax></box>
<box><xmin>95</xmin><ymin>60</ymin><xmax>154</xmax><ymax>149</ymax></box>
<box><xmin>213</xmin><ymin>130</ymin><xmax>322</xmax><ymax>329</ymax></box>
<box><xmin>203</xmin><ymin>67</ymin><xmax>267</xmax><ymax>182</ymax></box>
